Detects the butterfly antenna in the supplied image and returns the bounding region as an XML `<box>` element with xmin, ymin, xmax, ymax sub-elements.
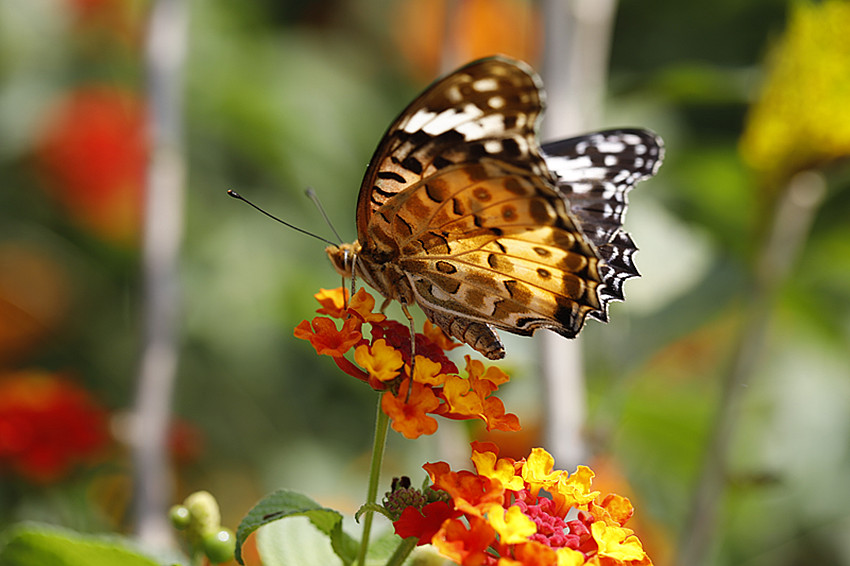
<box><xmin>227</xmin><ymin>190</ymin><xmax>337</xmax><ymax>247</ymax></box>
<box><xmin>305</xmin><ymin>187</ymin><xmax>343</xmax><ymax>244</ymax></box>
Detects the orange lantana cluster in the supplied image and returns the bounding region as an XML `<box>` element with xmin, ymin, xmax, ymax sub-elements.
<box><xmin>294</xmin><ymin>288</ymin><xmax>520</xmax><ymax>439</ymax></box>
<box><xmin>392</xmin><ymin>443</ymin><xmax>652</xmax><ymax>566</ymax></box>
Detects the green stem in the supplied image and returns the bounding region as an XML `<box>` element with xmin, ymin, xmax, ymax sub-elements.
<box><xmin>357</xmin><ymin>395</ymin><xmax>390</xmax><ymax>566</ymax></box>
<box><xmin>385</xmin><ymin>537</ymin><xmax>418</xmax><ymax>566</ymax></box>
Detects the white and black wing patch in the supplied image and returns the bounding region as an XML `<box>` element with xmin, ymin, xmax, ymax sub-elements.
<box><xmin>541</xmin><ymin>129</ymin><xmax>664</xmax><ymax>321</ymax></box>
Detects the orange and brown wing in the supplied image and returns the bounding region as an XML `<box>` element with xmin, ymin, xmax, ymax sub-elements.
<box><xmin>355</xmin><ymin>57</ymin><xmax>552</xmax><ymax>238</ymax></box>
<box><xmin>362</xmin><ymin>158</ymin><xmax>603</xmax><ymax>358</ymax></box>
<box><xmin>350</xmin><ymin>57</ymin><xmax>664</xmax><ymax>358</ymax></box>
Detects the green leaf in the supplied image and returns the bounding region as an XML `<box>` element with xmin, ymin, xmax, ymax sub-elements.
<box><xmin>354</xmin><ymin>503</ymin><xmax>393</xmax><ymax>523</ymax></box>
<box><xmin>255</xmin><ymin>516</ymin><xmax>342</xmax><ymax>566</ymax></box>
<box><xmin>235</xmin><ymin>489</ymin><xmax>357</xmax><ymax>565</ymax></box>
<box><xmin>0</xmin><ymin>524</ymin><xmax>163</xmax><ymax>566</ymax></box>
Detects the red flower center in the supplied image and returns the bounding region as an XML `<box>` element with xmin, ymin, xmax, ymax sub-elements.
<box><xmin>514</xmin><ymin>493</ymin><xmax>588</xmax><ymax>551</ymax></box>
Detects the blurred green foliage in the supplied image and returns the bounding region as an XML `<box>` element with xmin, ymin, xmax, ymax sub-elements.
<box><xmin>0</xmin><ymin>1</ymin><xmax>849</xmax><ymax>565</ymax></box>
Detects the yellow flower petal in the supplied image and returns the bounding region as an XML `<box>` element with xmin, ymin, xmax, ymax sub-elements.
<box><xmin>556</xmin><ymin>465</ymin><xmax>600</xmax><ymax>508</ymax></box>
<box><xmin>555</xmin><ymin>547</ymin><xmax>587</xmax><ymax>566</ymax></box>
<box><xmin>591</xmin><ymin>521</ymin><xmax>648</xmax><ymax>563</ymax></box>
<box><xmin>521</xmin><ymin>447</ymin><xmax>562</xmax><ymax>494</ymax></box>
<box><xmin>412</xmin><ymin>355</ymin><xmax>447</xmax><ymax>386</ymax></box>
<box><xmin>354</xmin><ymin>339</ymin><xmax>403</xmax><ymax>382</ymax></box>
<box><xmin>471</xmin><ymin>447</ymin><xmax>524</xmax><ymax>491</ymax></box>
<box><xmin>484</xmin><ymin>504</ymin><xmax>536</xmax><ymax>545</ymax></box>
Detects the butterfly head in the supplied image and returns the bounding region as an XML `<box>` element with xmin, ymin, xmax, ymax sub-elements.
<box><xmin>326</xmin><ymin>242</ymin><xmax>361</xmax><ymax>278</ymax></box>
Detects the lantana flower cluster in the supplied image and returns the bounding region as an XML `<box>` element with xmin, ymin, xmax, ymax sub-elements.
<box><xmin>0</xmin><ymin>370</ymin><xmax>109</xmax><ymax>483</ymax></box>
<box><xmin>392</xmin><ymin>442</ymin><xmax>652</xmax><ymax>566</ymax></box>
<box><xmin>294</xmin><ymin>288</ymin><xmax>520</xmax><ymax>439</ymax></box>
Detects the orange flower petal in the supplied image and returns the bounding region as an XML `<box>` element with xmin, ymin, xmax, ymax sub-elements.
<box><xmin>433</xmin><ymin>516</ymin><xmax>496</xmax><ymax>566</ymax></box>
<box><xmin>425</xmin><ymin>464</ymin><xmax>505</xmax><ymax>516</ymax></box>
<box><xmin>412</xmin><ymin>355</ymin><xmax>448</xmax><ymax>386</ymax></box>
<box><xmin>294</xmin><ymin>316</ymin><xmax>362</xmax><ymax>357</ymax></box>
<box><xmin>441</xmin><ymin>374</ymin><xmax>484</xmax><ymax>417</ymax></box>
<box><xmin>314</xmin><ymin>288</ymin><xmax>349</xmax><ymax>318</ymax></box>
<box><xmin>382</xmin><ymin>381</ymin><xmax>440</xmax><ymax>439</ymax></box>
<box><xmin>480</xmin><ymin>395</ymin><xmax>521</xmax><ymax>432</ymax></box>
<box><xmin>513</xmin><ymin>540</ymin><xmax>560</xmax><ymax>566</ymax></box>
<box><xmin>594</xmin><ymin>493</ymin><xmax>635</xmax><ymax>527</ymax></box>
<box><xmin>348</xmin><ymin>288</ymin><xmax>386</xmax><ymax>324</ymax></box>
<box><xmin>465</xmin><ymin>355</ymin><xmax>510</xmax><ymax>386</ymax></box>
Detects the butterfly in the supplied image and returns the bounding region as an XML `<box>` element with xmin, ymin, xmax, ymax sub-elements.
<box><xmin>326</xmin><ymin>56</ymin><xmax>664</xmax><ymax>360</ymax></box>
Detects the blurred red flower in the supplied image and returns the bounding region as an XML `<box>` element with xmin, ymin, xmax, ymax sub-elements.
<box><xmin>0</xmin><ymin>370</ymin><xmax>109</xmax><ymax>483</ymax></box>
<box><xmin>34</xmin><ymin>86</ymin><xmax>147</xmax><ymax>246</ymax></box>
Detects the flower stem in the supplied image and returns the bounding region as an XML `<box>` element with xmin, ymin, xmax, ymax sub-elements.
<box><xmin>357</xmin><ymin>395</ymin><xmax>390</xmax><ymax>566</ymax></box>
<box><xmin>384</xmin><ymin>537</ymin><xmax>418</xmax><ymax>566</ymax></box>
<box><xmin>677</xmin><ymin>171</ymin><xmax>827</xmax><ymax>566</ymax></box>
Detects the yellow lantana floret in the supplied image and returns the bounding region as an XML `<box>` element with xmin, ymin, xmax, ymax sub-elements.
<box><xmin>354</xmin><ymin>339</ymin><xmax>403</xmax><ymax>382</ymax></box>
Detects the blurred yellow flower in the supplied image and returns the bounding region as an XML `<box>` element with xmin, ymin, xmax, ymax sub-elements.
<box><xmin>741</xmin><ymin>0</ymin><xmax>850</xmax><ymax>188</ymax></box>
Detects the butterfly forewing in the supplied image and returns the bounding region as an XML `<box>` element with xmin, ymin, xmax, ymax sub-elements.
<box><xmin>356</xmin><ymin>58</ymin><xmax>552</xmax><ymax>238</ymax></box>
<box><xmin>335</xmin><ymin>57</ymin><xmax>664</xmax><ymax>359</ymax></box>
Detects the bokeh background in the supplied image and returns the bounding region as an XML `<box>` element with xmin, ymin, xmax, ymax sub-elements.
<box><xmin>1</xmin><ymin>0</ymin><xmax>849</xmax><ymax>565</ymax></box>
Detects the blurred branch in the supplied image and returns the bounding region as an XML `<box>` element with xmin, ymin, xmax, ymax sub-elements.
<box><xmin>677</xmin><ymin>171</ymin><xmax>827</xmax><ymax>566</ymax></box>
<box><xmin>542</xmin><ymin>0</ymin><xmax>618</xmax><ymax>135</ymax></box>
<box><xmin>540</xmin><ymin>0</ymin><xmax>618</xmax><ymax>469</ymax></box>
<box><xmin>133</xmin><ymin>0</ymin><xmax>189</xmax><ymax>548</ymax></box>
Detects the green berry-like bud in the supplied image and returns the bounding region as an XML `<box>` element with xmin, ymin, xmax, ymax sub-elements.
<box><xmin>169</xmin><ymin>505</ymin><xmax>191</xmax><ymax>530</ymax></box>
<box><xmin>183</xmin><ymin>490</ymin><xmax>221</xmax><ymax>535</ymax></box>
<box><xmin>203</xmin><ymin>527</ymin><xmax>236</xmax><ymax>564</ymax></box>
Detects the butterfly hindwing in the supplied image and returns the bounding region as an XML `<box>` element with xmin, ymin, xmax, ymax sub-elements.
<box><xmin>363</xmin><ymin>158</ymin><xmax>603</xmax><ymax>357</ymax></box>
<box><xmin>542</xmin><ymin>129</ymin><xmax>664</xmax><ymax>321</ymax></box>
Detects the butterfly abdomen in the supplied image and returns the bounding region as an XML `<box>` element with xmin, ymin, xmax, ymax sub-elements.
<box><xmin>418</xmin><ymin>304</ymin><xmax>506</xmax><ymax>360</ymax></box>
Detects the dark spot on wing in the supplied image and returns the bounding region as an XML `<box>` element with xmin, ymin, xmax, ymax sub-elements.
<box><xmin>436</xmin><ymin>260</ymin><xmax>457</xmax><ymax>274</ymax></box>
<box><xmin>401</xmin><ymin>156</ymin><xmax>423</xmax><ymax>175</ymax></box>
<box><xmin>377</xmin><ymin>171</ymin><xmax>406</xmax><ymax>183</ymax></box>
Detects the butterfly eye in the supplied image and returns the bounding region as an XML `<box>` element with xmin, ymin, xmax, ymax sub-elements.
<box><xmin>325</xmin><ymin>243</ymin><xmax>360</xmax><ymax>278</ymax></box>
<box><xmin>325</xmin><ymin>245</ymin><xmax>347</xmax><ymax>277</ymax></box>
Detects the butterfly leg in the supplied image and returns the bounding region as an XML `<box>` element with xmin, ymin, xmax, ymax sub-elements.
<box><xmin>348</xmin><ymin>252</ymin><xmax>360</xmax><ymax>307</ymax></box>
